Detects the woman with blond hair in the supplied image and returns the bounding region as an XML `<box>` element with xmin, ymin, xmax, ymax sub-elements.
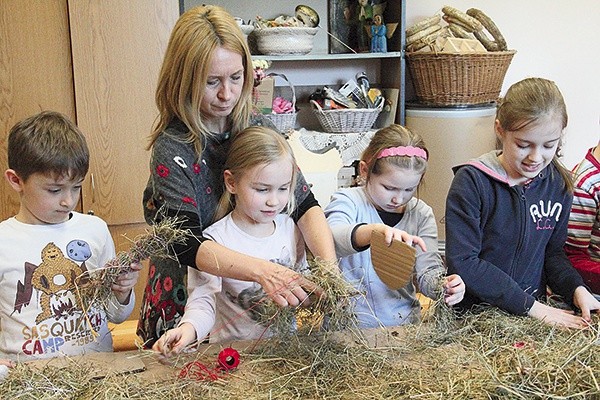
<box><xmin>137</xmin><ymin>5</ymin><xmax>335</xmax><ymax>347</ymax></box>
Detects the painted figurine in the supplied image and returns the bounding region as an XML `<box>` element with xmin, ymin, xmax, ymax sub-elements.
<box><xmin>366</xmin><ymin>14</ymin><xmax>398</xmax><ymax>53</ymax></box>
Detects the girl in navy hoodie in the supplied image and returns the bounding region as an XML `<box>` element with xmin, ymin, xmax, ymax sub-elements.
<box><xmin>445</xmin><ymin>77</ymin><xmax>600</xmax><ymax>328</ymax></box>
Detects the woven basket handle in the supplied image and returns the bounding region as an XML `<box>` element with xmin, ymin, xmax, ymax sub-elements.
<box><xmin>266</xmin><ymin>72</ymin><xmax>296</xmax><ymax>109</ymax></box>
<box><xmin>310</xmin><ymin>99</ymin><xmax>325</xmax><ymax>114</ymax></box>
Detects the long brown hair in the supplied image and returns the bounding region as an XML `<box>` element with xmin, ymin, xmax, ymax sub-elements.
<box><xmin>496</xmin><ymin>77</ymin><xmax>573</xmax><ymax>192</ymax></box>
<box><xmin>148</xmin><ymin>5</ymin><xmax>254</xmax><ymax>159</ymax></box>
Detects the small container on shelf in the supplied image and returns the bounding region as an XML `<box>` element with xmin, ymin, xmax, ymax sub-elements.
<box><xmin>254</xmin><ymin>26</ymin><xmax>319</xmax><ymax>55</ymax></box>
<box><xmin>263</xmin><ymin>73</ymin><xmax>297</xmax><ymax>133</ymax></box>
<box><xmin>311</xmin><ymin>100</ymin><xmax>382</xmax><ymax>134</ymax></box>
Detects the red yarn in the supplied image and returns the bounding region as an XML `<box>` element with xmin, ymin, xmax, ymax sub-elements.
<box><xmin>178</xmin><ymin>347</ymin><xmax>241</xmax><ymax>381</ymax></box>
<box><xmin>217</xmin><ymin>347</ymin><xmax>240</xmax><ymax>370</ymax></box>
<box><xmin>178</xmin><ymin>361</ymin><xmax>219</xmax><ymax>381</ymax></box>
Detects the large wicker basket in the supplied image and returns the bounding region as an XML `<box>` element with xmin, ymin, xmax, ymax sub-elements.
<box><xmin>311</xmin><ymin>100</ymin><xmax>382</xmax><ymax>133</ymax></box>
<box><xmin>263</xmin><ymin>73</ymin><xmax>297</xmax><ymax>133</ymax></box>
<box><xmin>406</xmin><ymin>51</ymin><xmax>516</xmax><ymax>106</ymax></box>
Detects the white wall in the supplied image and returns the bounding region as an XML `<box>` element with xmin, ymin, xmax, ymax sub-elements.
<box><xmin>407</xmin><ymin>1</ymin><xmax>600</xmax><ymax>168</ymax></box>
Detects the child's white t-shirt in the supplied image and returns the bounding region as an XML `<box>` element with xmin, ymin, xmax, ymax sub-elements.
<box><xmin>0</xmin><ymin>212</ymin><xmax>134</xmax><ymax>361</ymax></box>
<box><xmin>182</xmin><ymin>213</ymin><xmax>307</xmax><ymax>344</ymax></box>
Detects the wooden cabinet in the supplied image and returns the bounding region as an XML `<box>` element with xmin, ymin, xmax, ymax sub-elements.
<box><xmin>0</xmin><ymin>1</ymin><xmax>179</xmax><ymax>321</ymax></box>
<box><xmin>0</xmin><ymin>0</ymin><xmax>76</xmax><ymax>218</ymax></box>
<box><xmin>0</xmin><ymin>0</ymin><xmax>178</xmax><ymax>226</ymax></box>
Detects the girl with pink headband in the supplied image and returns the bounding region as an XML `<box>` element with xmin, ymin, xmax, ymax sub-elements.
<box><xmin>324</xmin><ymin>124</ymin><xmax>465</xmax><ymax>328</ymax></box>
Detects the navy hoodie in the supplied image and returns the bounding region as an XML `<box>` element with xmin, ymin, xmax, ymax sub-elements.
<box><xmin>445</xmin><ymin>151</ymin><xmax>584</xmax><ymax>315</ymax></box>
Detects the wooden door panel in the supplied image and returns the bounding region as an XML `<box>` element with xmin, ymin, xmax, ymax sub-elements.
<box><xmin>0</xmin><ymin>0</ymin><xmax>75</xmax><ymax>220</ymax></box>
<box><xmin>68</xmin><ymin>0</ymin><xmax>178</xmax><ymax>225</ymax></box>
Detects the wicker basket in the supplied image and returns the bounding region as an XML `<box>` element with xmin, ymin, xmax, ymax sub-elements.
<box><xmin>254</xmin><ymin>27</ymin><xmax>318</xmax><ymax>55</ymax></box>
<box><xmin>406</xmin><ymin>51</ymin><xmax>516</xmax><ymax>106</ymax></box>
<box><xmin>311</xmin><ymin>100</ymin><xmax>382</xmax><ymax>133</ymax></box>
<box><xmin>263</xmin><ymin>73</ymin><xmax>297</xmax><ymax>133</ymax></box>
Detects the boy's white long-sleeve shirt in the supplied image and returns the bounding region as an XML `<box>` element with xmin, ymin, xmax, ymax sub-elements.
<box><xmin>0</xmin><ymin>212</ymin><xmax>134</xmax><ymax>361</ymax></box>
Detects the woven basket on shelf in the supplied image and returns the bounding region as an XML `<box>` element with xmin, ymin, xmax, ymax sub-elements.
<box><xmin>311</xmin><ymin>100</ymin><xmax>382</xmax><ymax>133</ymax></box>
<box><xmin>263</xmin><ymin>73</ymin><xmax>297</xmax><ymax>133</ymax></box>
<box><xmin>406</xmin><ymin>51</ymin><xmax>516</xmax><ymax>106</ymax></box>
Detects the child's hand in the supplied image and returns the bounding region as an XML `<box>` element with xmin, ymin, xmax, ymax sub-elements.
<box><xmin>442</xmin><ymin>274</ymin><xmax>465</xmax><ymax>305</ymax></box>
<box><xmin>572</xmin><ymin>286</ymin><xmax>600</xmax><ymax>322</ymax></box>
<box><xmin>152</xmin><ymin>323</ymin><xmax>197</xmax><ymax>358</ymax></box>
<box><xmin>374</xmin><ymin>224</ymin><xmax>427</xmax><ymax>252</ymax></box>
<box><xmin>0</xmin><ymin>359</ymin><xmax>14</xmax><ymax>380</ymax></box>
<box><xmin>111</xmin><ymin>262</ymin><xmax>142</xmax><ymax>304</ymax></box>
<box><xmin>528</xmin><ymin>300</ymin><xmax>589</xmax><ymax>328</ymax></box>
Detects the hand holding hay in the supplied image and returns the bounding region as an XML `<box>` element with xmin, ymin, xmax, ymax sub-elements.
<box><xmin>256</xmin><ymin>258</ymin><xmax>362</xmax><ymax>337</ymax></box>
<box><xmin>75</xmin><ymin>217</ymin><xmax>189</xmax><ymax>314</ymax></box>
<box><xmin>110</xmin><ymin>261</ymin><xmax>143</xmax><ymax>305</ymax></box>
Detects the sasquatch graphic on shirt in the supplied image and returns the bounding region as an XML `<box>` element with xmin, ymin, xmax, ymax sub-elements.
<box><xmin>11</xmin><ymin>241</ymin><xmax>105</xmax><ymax>356</ymax></box>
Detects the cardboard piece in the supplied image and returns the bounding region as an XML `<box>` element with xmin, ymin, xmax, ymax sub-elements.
<box><xmin>253</xmin><ymin>76</ymin><xmax>274</xmax><ymax>113</ymax></box>
<box><xmin>26</xmin><ymin>351</ymin><xmax>146</xmax><ymax>379</ymax></box>
<box><xmin>435</xmin><ymin>37</ymin><xmax>487</xmax><ymax>53</ymax></box>
<box><xmin>370</xmin><ymin>230</ymin><xmax>416</xmax><ymax>290</ymax></box>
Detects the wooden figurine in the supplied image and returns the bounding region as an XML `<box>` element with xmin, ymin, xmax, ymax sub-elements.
<box><xmin>366</xmin><ymin>14</ymin><xmax>398</xmax><ymax>53</ymax></box>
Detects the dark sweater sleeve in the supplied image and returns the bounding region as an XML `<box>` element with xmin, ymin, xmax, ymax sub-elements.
<box><xmin>445</xmin><ymin>167</ymin><xmax>535</xmax><ymax>315</ymax></box>
<box><xmin>151</xmin><ymin>207</ymin><xmax>205</xmax><ymax>268</ymax></box>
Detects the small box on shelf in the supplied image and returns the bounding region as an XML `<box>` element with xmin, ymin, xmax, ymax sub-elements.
<box><xmin>253</xmin><ymin>77</ymin><xmax>274</xmax><ymax>113</ymax></box>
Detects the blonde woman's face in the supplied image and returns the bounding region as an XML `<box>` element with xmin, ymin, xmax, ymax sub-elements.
<box><xmin>200</xmin><ymin>46</ymin><xmax>244</xmax><ymax>131</ymax></box>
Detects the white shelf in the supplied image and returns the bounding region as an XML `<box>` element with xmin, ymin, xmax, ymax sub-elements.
<box><xmin>253</xmin><ymin>51</ymin><xmax>403</xmax><ymax>62</ymax></box>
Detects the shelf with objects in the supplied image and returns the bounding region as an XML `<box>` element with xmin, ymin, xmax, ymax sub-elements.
<box><xmin>182</xmin><ymin>0</ymin><xmax>406</xmax><ymax>205</ymax></box>
<box><xmin>183</xmin><ymin>0</ymin><xmax>406</xmax><ymax>129</ymax></box>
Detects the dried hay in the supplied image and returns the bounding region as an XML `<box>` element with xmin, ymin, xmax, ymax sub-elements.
<box><xmin>3</xmin><ymin>260</ymin><xmax>599</xmax><ymax>400</ymax></box>
<box><xmin>74</xmin><ymin>218</ymin><xmax>189</xmax><ymax>317</ymax></box>
<box><xmin>3</xmin><ymin>304</ymin><xmax>598</xmax><ymax>399</ymax></box>
<box><xmin>254</xmin><ymin>258</ymin><xmax>362</xmax><ymax>338</ymax></box>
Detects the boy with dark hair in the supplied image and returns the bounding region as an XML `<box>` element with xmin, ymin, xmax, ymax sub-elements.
<box><xmin>0</xmin><ymin>111</ymin><xmax>141</xmax><ymax>370</ymax></box>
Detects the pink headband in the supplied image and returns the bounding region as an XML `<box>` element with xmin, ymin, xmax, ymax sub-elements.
<box><xmin>377</xmin><ymin>146</ymin><xmax>428</xmax><ymax>160</ymax></box>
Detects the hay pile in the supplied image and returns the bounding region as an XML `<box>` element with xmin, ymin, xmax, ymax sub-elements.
<box><xmin>75</xmin><ymin>217</ymin><xmax>189</xmax><ymax>316</ymax></box>
<box><xmin>2</xmin><ymin>304</ymin><xmax>598</xmax><ymax>399</ymax></box>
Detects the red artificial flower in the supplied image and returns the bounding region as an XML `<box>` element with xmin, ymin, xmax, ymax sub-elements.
<box><xmin>156</xmin><ymin>164</ymin><xmax>170</xmax><ymax>178</ymax></box>
<box><xmin>217</xmin><ymin>347</ymin><xmax>240</xmax><ymax>370</ymax></box>
<box><xmin>193</xmin><ymin>163</ymin><xmax>201</xmax><ymax>174</ymax></box>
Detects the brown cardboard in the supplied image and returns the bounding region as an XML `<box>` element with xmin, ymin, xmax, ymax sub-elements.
<box><xmin>253</xmin><ymin>76</ymin><xmax>274</xmax><ymax>114</ymax></box>
<box><xmin>370</xmin><ymin>230</ymin><xmax>416</xmax><ymax>290</ymax></box>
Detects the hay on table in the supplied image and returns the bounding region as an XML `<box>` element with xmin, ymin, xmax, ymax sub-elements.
<box><xmin>3</xmin><ymin>249</ymin><xmax>599</xmax><ymax>400</ymax></box>
<box><xmin>3</xmin><ymin>308</ymin><xmax>598</xmax><ymax>399</ymax></box>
